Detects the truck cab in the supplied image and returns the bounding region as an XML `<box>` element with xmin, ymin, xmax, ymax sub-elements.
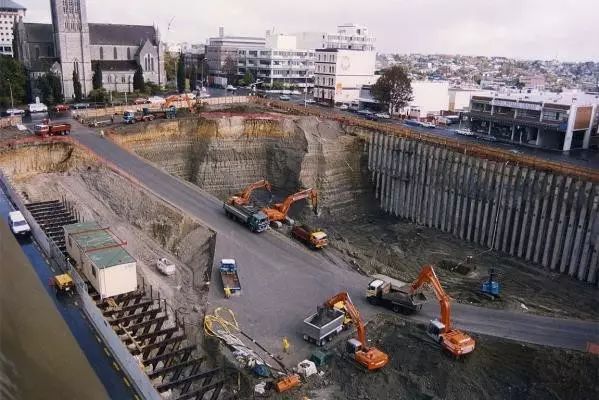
<box><xmin>8</xmin><ymin>211</ymin><xmax>31</xmax><ymax>236</ymax></box>
<box><xmin>248</xmin><ymin>211</ymin><xmax>269</xmax><ymax>232</ymax></box>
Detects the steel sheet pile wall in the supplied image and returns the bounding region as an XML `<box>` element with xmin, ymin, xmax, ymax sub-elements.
<box><xmin>368</xmin><ymin>131</ymin><xmax>599</xmax><ymax>286</ymax></box>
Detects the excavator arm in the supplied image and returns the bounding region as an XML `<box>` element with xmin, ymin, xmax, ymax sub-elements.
<box><xmin>325</xmin><ymin>292</ymin><xmax>366</xmax><ymax>347</ymax></box>
<box><xmin>409</xmin><ymin>265</ymin><xmax>452</xmax><ymax>330</ymax></box>
<box><xmin>228</xmin><ymin>179</ymin><xmax>272</xmax><ymax>205</ymax></box>
<box><xmin>277</xmin><ymin>188</ymin><xmax>318</xmax><ymax>216</ymax></box>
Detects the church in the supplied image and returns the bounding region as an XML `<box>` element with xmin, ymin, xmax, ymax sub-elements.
<box><xmin>13</xmin><ymin>0</ymin><xmax>165</xmax><ymax>99</ymax></box>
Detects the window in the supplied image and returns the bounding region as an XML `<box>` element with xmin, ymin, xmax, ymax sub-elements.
<box><xmin>91</xmin><ymin>265</ymin><xmax>97</xmax><ymax>277</ymax></box>
<box><xmin>48</xmin><ymin>45</ymin><xmax>53</xmax><ymax>57</ymax></box>
<box><xmin>127</xmin><ymin>47</ymin><xmax>130</xmax><ymax>59</ymax></box>
<box><xmin>113</xmin><ymin>47</ymin><xmax>117</xmax><ymax>60</ymax></box>
<box><xmin>35</xmin><ymin>46</ymin><xmax>39</xmax><ymax>59</ymax></box>
<box><xmin>121</xmin><ymin>76</ymin><xmax>126</xmax><ymax>83</ymax></box>
<box><xmin>99</xmin><ymin>46</ymin><xmax>103</xmax><ymax>60</ymax></box>
<box><xmin>151</xmin><ymin>57</ymin><xmax>154</xmax><ymax>71</ymax></box>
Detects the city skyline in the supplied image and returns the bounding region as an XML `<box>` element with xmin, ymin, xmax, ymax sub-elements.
<box><xmin>19</xmin><ymin>0</ymin><xmax>599</xmax><ymax>62</ymax></box>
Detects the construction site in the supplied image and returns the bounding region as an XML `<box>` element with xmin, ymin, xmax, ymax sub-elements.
<box><xmin>0</xmin><ymin>98</ymin><xmax>598</xmax><ymax>399</ymax></box>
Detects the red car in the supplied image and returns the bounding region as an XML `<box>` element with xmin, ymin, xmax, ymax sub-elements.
<box><xmin>133</xmin><ymin>98</ymin><xmax>149</xmax><ymax>105</ymax></box>
<box><xmin>53</xmin><ymin>104</ymin><xmax>70</xmax><ymax>112</ymax></box>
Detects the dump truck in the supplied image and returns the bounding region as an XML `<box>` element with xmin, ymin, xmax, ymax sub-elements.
<box><xmin>367</xmin><ymin>274</ymin><xmax>427</xmax><ymax>314</ymax></box>
<box><xmin>220</xmin><ymin>259</ymin><xmax>241</xmax><ymax>297</ymax></box>
<box><xmin>52</xmin><ymin>273</ymin><xmax>74</xmax><ymax>294</ymax></box>
<box><xmin>302</xmin><ymin>306</ymin><xmax>345</xmax><ymax>346</ymax></box>
<box><xmin>156</xmin><ymin>257</ymin><xmax>176</xmax><ymax>276</ymax></box>
<box><xmin>34</xmin><ymin>123</ymin><xmax>71</xmax><ymax>136</ymax></box>
<box><xmin>142</xmin><ymin>106</ymin><xmax>176</xmax><ymax>119</ymax></box>
<box><xmin>291</xmin><ymin>225</ymin><xmax>328</xmax><ymax>249</ymax></box>
<box><xmin>223</xmin><ymin>202</ymin><xmax>269</xmax><ymax>233</ymax></box>
<box><xmin>123</xmin><ymin>110</ymin><xmax>154</xmax><ymax>124</ymax></box>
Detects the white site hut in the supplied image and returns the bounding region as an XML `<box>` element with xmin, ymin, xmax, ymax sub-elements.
<box><xmin>64</xmin><ymin>222</ymin><xmax>137</xmax><ymax>298</ymax></box>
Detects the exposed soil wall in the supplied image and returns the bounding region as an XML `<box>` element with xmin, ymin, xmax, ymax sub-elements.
<box><xmin>0</xmin><ymin>142</ymin><xmax>216</xmax><ymax>318</ymax></box>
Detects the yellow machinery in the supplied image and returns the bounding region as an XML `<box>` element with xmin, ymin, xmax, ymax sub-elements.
<box><xmin>52</xmin><ymin>273</ymin><xmax>74</xmax><ymax>294</ymax></box>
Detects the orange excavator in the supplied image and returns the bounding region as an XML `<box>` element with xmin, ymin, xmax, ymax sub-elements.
<box><xmin>262</xmin><ymin>188</ymin><xmax>318</xmax><ymax>223</ymax></box>
<box><xmin>227</xmin><ymin>179</ymin><xmax>272</xmax><ymax>206</ymax></box>
<box><xmin>325</xmin><ymin>292</ymin><xmax>389</xmax><ymax>371</ymax></box>
<box><xmin>410</xmin><ymin>265</ymin><xmax>476</xmax><ymax>357</ymax></box>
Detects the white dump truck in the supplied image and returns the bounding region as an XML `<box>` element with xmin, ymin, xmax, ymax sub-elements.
<box><xmin>156</xmin><ymin>257</ymin><xmax>176</xmax><ymax>276</ymax></box>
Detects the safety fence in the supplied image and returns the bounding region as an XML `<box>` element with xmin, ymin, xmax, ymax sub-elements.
<box><xmin>250</xmin><ymin>97</ymin><xmax>599</xmax><ymax>182</ymax></box>
<box><xmin>73</xmin><ymin>96</ymin><xmax>250</xmax><ymax>120</ymax></box>
<box><xmin>0</xmin><ymin>170</ymin><xmax>161</xmax><ymax>400</ymax></box>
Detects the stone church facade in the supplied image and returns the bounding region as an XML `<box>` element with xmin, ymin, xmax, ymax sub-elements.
<box><xmin>13</xmin><ymin>0</ymin><xmax>165</xmax><ymax>99</ymax></box>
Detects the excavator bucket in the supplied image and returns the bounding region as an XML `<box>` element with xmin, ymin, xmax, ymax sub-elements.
<box><xmin>274</xmin><ymin>373</ymin><xmax>301</xmax><ymax>392</ymax></box>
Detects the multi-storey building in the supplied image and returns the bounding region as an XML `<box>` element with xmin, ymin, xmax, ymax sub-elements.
<box><xmin>313</xmin><ymin>48</ymin><xmax>376</xmax><ymax>105</ymax></box>
<box><xmin>467</xmin><ymin>91</ymin><xmax>599</xmax><ymax>151</ymax></box>
<box><xmin>0</xmin><ymin>0</ymin><xmax>25</xmax><ymax>57</ymax></box>
<box><xmin>294</xmin><ymin>23</ymin><xmax>375</xmax><ymax>51</ymax></box>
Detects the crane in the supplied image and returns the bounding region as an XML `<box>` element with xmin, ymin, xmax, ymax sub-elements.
<box><xmin>325</xmin><ymin>292</ymin><xmax>389</xmax><ymax>371</ymax></box>
<box><xmin>410</xmin><ymin>265</ymin><xmax>476</xmax><ymax>357</ymax></box>
<box><xmin>227</xmin><ymin>179</ymin><xmax>272</xmax><ymax>206</ymax></box>
<box><xmin>262</xmin><ymin>188</ymin><xmax>318</xmax><ymax>223</ymax></box>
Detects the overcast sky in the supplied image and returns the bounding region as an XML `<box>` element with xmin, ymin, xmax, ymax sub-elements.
<box><xmin>20</xmin><ymin>0</ymin><xmax>599</xmax><ymax>61</ymax></box>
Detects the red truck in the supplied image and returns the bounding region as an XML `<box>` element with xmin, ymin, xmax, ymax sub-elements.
<box><xmin>291</xmin><ymin>225</ymin><xmax>328</xmax><ymax>249</ymax></box>
<box><xmin>34</xmin><ymin>123</ymin><xmax>72</xmax><ymax>137</ymax></box>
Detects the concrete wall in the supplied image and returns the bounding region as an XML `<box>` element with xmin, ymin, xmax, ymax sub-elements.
<box><xmin>368</xmin><ymin>130</ymin><xmax>599</xmax><ymax>286</ymax></box>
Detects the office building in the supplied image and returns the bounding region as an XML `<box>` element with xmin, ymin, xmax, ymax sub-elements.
<box><xmin>294</xmin><ymin>23</ymin><xmax>375</xmax><ymax>51</ymax></box>
<box><xmin>467</xmin><ymin>91</ymin><xmax>599</xmax><ymax>151</ymax></box>
<box><xmin>0</xmin><ymin>0</ymin><xmax>26</xmax><ymax>56</ymax></box>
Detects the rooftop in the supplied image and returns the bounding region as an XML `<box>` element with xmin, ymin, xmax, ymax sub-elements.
<box><xmin>474</xmin><ymin>89</ymin><xmax>599</xmax><ymax>107</ymax></box>
<box><xmin>64</xmin><ymin>222</ymin><xmax>135</xmax><ymax>269</ymax></box>
<box><xmin>0</xmin><ymin>0</ymin><xmax>25</xmax><ymax>11</ymax></box>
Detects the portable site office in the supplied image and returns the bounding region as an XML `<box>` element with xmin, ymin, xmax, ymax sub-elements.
<box><xmin>63</xmin><ymin>222</ymin><xmax>137</xmax><ymax>299</ymax></box>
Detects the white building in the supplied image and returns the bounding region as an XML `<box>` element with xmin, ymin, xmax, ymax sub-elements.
<box><xmin>314</xmin><ymin>49</ymin><xmax>376</xmax><ymax>105</ymax></box>
<box><xmin>294</xmin><ymin>23</ymin><xmax>375</xmax><ymax>51</ymax></box>
<box><xmin>0</xmin><ymin>0</ymin><xmax>25</xmax><ymax>57</ymax></box>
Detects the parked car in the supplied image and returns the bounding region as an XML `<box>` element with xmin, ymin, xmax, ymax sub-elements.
<box><xmin>478</xmin><ymin>135</ymin><xmax>498</xmax><ymax>142</ymax></box>
<box><xmin>420</xmin><ymin>121</ymin><xmax>436</xmax><ymax>128</ymax></box>
<box><xmin>226</xmin><ymin>85</ymin><xmax>237</xmax><ymax>91</ymax></box>
<box><xmin>28</xmin><ymin>103</ymin><xmax>48</xmax><ymax>113</ymax></box>
<box><xmin>199</xmin><ymin>92</ymin><xmax>211</xmax><ymax>98</ymax></box>
<box><xmin>358</xmin><ymin>109</ymin><xmax>374</xmax><ymax>116</ymax></box>
<box><xmin>304</xmin><ymin>98</ymin><xmax>316</xmax><ymax>104</ymax></box>
<box><xmin>53</xmin><ymin>104</ymin><xmax>70</xmax><ymax>112</ymax></box>
<box><xmin>147</xmin><ymin>96</ymin><xmax>166</xmax><ymax>105</ymax></box>
<box><xmin>338</xmin><ymin>104</ymin><xmax>349</xmax><ymax>110</ymax></box>
<box><xmin>5</xmin><ymin>108</ymin><xmax>25</xmax><ymax>116</ymax></box>
<box><xmin>71</xmin><ymin>103</ymin><xmax>90</xmax><ymax>109</ymax></box>
<box><xmin>453</xmin><ymin>128</ymin><xmax>475</xmax><ymax>136</ymax></box>
<box><xmin>133</xmin><ymin>97</ymin><xmax>149</xmax><ymax>105</ymax></box>
<box><xmin>375</xmin><ymin>112</ymin><xmax>391</xmax><ymax>119</ymax></box>
<box><xmin>279</xmin><ymin>95</ymin><xmax>291</xmax><ymax>101</ymax></box>
<box><xmin>8</xmin><ymin>211</ymin><xmax>30</xmax><ymax>237</ymax></box>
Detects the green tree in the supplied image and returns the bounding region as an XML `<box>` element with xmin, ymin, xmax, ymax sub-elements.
<box><xmin>36</xmin><ymin>71</ymin><xmax>63</xmax><ymax>105</ymax></box>
<box><xmin>164</xmin><ymin>51</ymin><xmax>177</xmax><ymax>82</ymax></box>
<box><xmin>176</xmin><ymin>53</ymin><xmax>186</xmax><ymax>93</ymax></box>
<box><xmin>72</xmin><ymin>69</ymin><xmax>82</xmax><ymax>101</ymax></box>
<box><xmin>241</xmin><ymin>70</ymin><xmax>255</xmax><ymax>86</ymax></box>
<box><xmin>88</xmin><ymin>88</ymin><xmax>106</xmax><ymax>102</ymax></box>
<box><xmin>0</xmin><ymin>55</ymin><xmax>27</xmax><ymax>108</ymax></box>
<box><xmin>92</xmin><ymin>63</ymin><xmax>103</xmax><ymax>90</ymax></box>
<box><xmin>223</xmin><ymin>56</ymin><xmax>237</xmax><ymax>85</ymax></box>
<box><xmin>133</xmin><ymin>64</ymin><xmax>145</xmax><ymax>92</ymax></box>
<box><xmin>371</xmin><ymin>65</ymin><xmax>413</xmax><ymax>113</ymax></box>
<box><xmin>190</xmin><ymin>65</ymin><xmax>197</xmax><ymax>91</ymax></box>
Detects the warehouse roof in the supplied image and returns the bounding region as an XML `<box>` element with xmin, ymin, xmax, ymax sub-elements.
<box><xmin>64</xmin><ymin>222</ymin><xmax>135</xmax><ymax>269</ymax></box>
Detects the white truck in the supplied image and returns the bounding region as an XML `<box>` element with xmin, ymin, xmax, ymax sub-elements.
<box><xmin>156</xmin><ymin>257</ymin><xmax>176</xmax><ymax>276</ymax></box>
<box><xmin>8</xmin><ymin>211</ymin><xmax>31</xmax><ymax>236</ymax></box>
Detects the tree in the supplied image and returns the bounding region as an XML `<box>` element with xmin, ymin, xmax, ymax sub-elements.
<box><xmin>370</xmin><ymin>65</ymin><xmax>413</xmax><ymax>114</ymax></box>
<box><xmin>176</xmin><ymin>53</ymin><xmax>185</xmax><ymax>93</ymax></box>
<box><xmin>0</xmin><ymin>55</ymin><xmax>27</xmax><ymax>108</ymax></box>
<box><xmin>92</xmin><ymin>63</ymin><xmax>103</xmax><ymax>90</ymax></box>
<box><xmin>133</xmin><ymin>64</ymin><xmax>145</xmax><ymax>92</ymax></box>
<box><xmin>164</xmin><ymin>51</ymin><xmax>177</xmax><ymax>82</ymax></box>
<box><xmin>72</xmin><ymin>69</ymin><xmax>82</xmax><ymax>101</ymax></box>
<box><xmin>241</xmin><ymin>70</ymin><xmax>255</xmax><ymax>86</ymax></box>
<box><xmin>190</xmin><ymin>65</ymin><xmax>197</xmax><ymax>91</ymax></box>
<box><xmin>223</xmin><ymin>56</ymin><xmax>237</xmax><ymax>85</ymax></box>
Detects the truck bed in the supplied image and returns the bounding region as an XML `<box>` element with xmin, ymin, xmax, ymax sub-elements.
<box><xmin>302</xmin><ymin>307</ymin><xmax>345</xmax><ymax>345</ymax></box>
<box><xmin>221</xmin><ymin>271</ymin><xmax>241</xmax><ymax>294</ymax></box>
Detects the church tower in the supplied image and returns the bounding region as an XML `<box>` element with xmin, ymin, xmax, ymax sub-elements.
<box><xmin>50</xmin><ymin>0</ymin><xmax>93</xmax><ymax>99</ymax></box>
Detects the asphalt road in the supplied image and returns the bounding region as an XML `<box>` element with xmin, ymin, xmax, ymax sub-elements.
<box><xmin>66</xmin><ymin>120</ymin><xmax>599</xmax><ymax>363</ymax></box>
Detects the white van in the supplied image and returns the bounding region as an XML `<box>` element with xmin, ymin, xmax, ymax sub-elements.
<box><xmin>8</xmin><ymin>211</ymin><xmax>31</xmax><ymax>236</ymax></box>
<box><xmin>28</xmin><ymin>103</ymin><xmax>48</xmax><ymax>113</ymax></box>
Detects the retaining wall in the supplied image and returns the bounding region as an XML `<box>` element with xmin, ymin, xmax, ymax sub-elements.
<box><xmin>368</xmin><ymin>131</ymin><xmax>599</xmax><ymax>286</ymax></box>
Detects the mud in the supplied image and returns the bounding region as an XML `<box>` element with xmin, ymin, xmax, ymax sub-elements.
<box><xmin>322</xmin><ymin>315</ymin><xmax>599</xmax><ymax>400</ymax></box>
